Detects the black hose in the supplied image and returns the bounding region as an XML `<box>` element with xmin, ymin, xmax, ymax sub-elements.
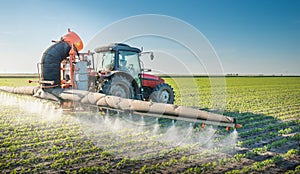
<box><xmin>41</xmin><ymin>42</ymin><xmax>71</xmax><ymax>86</ymax></box>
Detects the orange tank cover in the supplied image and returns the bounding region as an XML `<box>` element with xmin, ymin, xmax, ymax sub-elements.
<box><xmin>62</xmin><ymin>31</ymin><xmax>83</xmax><ymax>51</ymax></box>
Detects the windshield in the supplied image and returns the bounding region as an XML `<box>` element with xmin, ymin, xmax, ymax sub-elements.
<box><xmin>118</xmin><ymin>51</ymin><xmax>141</xmax><ymax>79</ymax></box>
<box><xmin>95</xmin><ymin>51</ymin><xmax>115</xmax><ymax>72</ymax></box>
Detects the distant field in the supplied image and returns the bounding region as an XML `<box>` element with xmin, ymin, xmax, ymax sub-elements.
<box><xmin>0</xmin><ymin>76</ymin><xmax>299</xmax><ymax>173</ymax></box>
<box><xmin>0</xmin><ymin>77</ymin><xmax>38</xmax><ymax>87</ymax></box>
<box><xmin>0</xmin><ymin>74</ymin><xmax>38</xmax><ymax>78</ymax></box>
<box><xmin>0</xmin><ymin>74</ymin><xmax>38</xmax><ymax>87</ymax></box>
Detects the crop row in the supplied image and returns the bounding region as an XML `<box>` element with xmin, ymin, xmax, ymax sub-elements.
<box><xmin>225</xmin><ymin>148</ymin><xmax>300</xmax><ymax>174</ymax></box>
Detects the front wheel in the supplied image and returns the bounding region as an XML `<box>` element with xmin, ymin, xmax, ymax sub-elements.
<box><xmin>149</xmin><ymin>83</ymin><xmax>175</xmax><ymax>104</ymax></box>
<box><xmin>102</xmin><ymin>75</ymin><xmax>134</xmax><ymax>99</ymax></box>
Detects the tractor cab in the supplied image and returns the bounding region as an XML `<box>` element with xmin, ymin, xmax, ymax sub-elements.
<box><xmin>95</xmin><ymin>43</ymin><xmax>141</xmax><ymax>82</ymax></box>
<box><xmin>93</xmin><ymin>43</ymin><xmax>175</xmax><ymax>104</ymax></box>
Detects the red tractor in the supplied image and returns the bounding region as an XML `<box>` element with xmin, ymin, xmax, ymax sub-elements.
<box><xmin>39</xmin><ymin>30</ymin><xmax>174</xmax><ymax>104</ymax></box>
<box><xmin>93</xmin><ymin>43</ymin><xmax>175</xmax><ymax>104</ymax></box>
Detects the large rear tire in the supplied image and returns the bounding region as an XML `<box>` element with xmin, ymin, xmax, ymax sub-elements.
<box><xmin>102</xmin><ymin>75</ymin><xmax>134</xmax><ymax>99</ymax></box>
<box><xmin>149</xmin><ymin>83</ymin><xmax>175</xmax><ymax>104</ymax></box>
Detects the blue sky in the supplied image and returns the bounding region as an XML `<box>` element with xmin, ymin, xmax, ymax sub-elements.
<box><xmin>0</xmin><ymin>0</ymin><xmax>299</xmax><ymax>75</ymax></box>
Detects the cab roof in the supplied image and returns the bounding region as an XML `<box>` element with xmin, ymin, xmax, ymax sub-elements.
<box><xmin>94</xmin><ymin>43</ymin><xmax>141</xmax><ymax>53</ymax></box>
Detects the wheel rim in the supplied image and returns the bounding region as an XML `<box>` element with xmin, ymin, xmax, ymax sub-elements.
<box><xmin>159</xmin><ymin>90</ymin><xmax>170</xmax><ymax>103</ymax></box>
<box><xmin>110</xmin><ymin>84</ymin><xmax>130</xmax><ymax>98</ymax></box>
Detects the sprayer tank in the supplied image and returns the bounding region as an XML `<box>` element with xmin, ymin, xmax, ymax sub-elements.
<box><xmin>74</xmin><ymin>61</ymin><xmax>88</xmax><ymax>90</ymax></box>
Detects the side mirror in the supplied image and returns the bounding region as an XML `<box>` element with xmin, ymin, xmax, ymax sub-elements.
<box><xmin>150</xmin><ymin>52</ymin><xmax>154</xmax><ymax>60</ymax></box>
<box><xmin>139</xmin><ymin>51</ymin><xmax>154</xmax><ymax>60</ymax></box>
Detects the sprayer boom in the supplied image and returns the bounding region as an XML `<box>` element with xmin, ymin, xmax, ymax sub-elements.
<box><xmin>0</xmin><ymin>86</ymin><xmax>242</xmax><ymax>130</ymax></box>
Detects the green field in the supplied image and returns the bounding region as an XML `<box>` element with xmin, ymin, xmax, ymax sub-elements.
<box><xmin>0</xmin><ymin>78</ymin><xmax>38</xmax><ymax>87</ymax></box>
<box><xmin>0</xmin><ymin>77</ymin><xmax>299</xmax><ymax>173</ymax></box>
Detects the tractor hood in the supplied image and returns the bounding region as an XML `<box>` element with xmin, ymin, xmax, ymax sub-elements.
<box><xmin>142</xmin><ymin>73</ymin><xmax>164</xmax><ymax>82</ymax></box>
<box><xmin>141</xmin><ymin>73</ymin><xmax>165</xmax><ymax>88</ymax></box>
